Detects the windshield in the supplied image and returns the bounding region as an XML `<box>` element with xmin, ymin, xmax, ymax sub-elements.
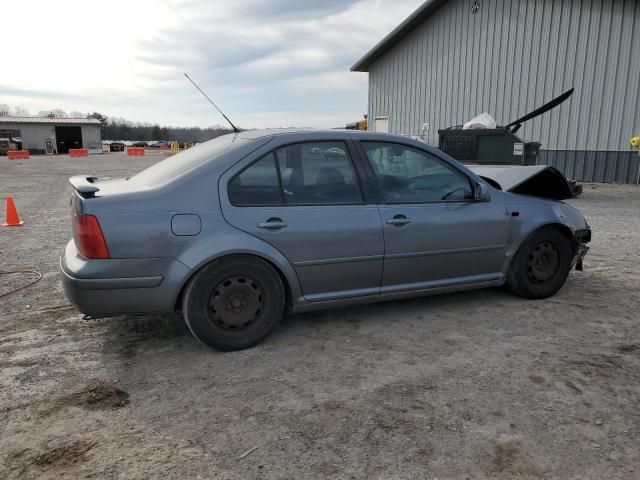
<box><xmin>130</xmin><ymin>134</ymin><xmax>240</xmax><ymax>185</ymax></box>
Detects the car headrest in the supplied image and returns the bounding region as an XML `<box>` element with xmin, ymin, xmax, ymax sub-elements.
<box><xmin>316</xmin><ymin>167</ymin><xmax>345</xmax><ymax>186</ymax></box>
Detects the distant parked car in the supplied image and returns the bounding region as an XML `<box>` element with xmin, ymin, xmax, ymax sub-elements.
<box><xmin>323</xmin><ymin>146</ymin><xmax>346</xmax><ymax>159</ymax></box>
<box><xmin>133</xmin><ymin>141</ymin><xmax>148</xmax><ymax>148</ymax></box>
<box><xmin>109</xmin><ymin>142</ymin><xmax>125</xmax><ymax>152</ymax></box>
<box><xmin>61</xmin><ymin>129</ymin><xmax>591</xmax><ymax>351</ymax></box>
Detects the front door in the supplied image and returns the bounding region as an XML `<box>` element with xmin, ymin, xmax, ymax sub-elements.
<box><xmin>358</xmin><ymin>141</ymin><xmax>508</xmax><ymax>292</ymax></box>
<box><xmin>221</xmin><ymin>140</ymin><xmax>384</xmax><ymax>301</ymax></box>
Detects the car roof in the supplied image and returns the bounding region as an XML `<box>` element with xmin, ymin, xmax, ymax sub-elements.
<box><xmin>238</xmin><ymin>128</ymin><xmax>311</xmax><ymax>139</ymax></box>
<box><xmin>237</xmin><ymin>128</ymin><xmax>415</xmax><ymax>142</ymax></box>
<box><xmin>234</xmin><ymin>128</ymin><xmax>464</xmax><ymax>172</ymax></box>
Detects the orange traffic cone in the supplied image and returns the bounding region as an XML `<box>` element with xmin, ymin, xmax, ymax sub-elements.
<box><xmin>3</xmin><ymin>197</ymin><xmax>24</xmax><ymax>227</ymax></box>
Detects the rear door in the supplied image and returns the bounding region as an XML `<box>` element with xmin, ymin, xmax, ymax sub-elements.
<box><xmin>357</xmin><ymin>141</ymin><xmax>508</xmax><ymax>292</ymax></box>
<box><xmin>219</xmin><ymin>139</ymin><xmax>384</xmax><ymax>302</ymax></box>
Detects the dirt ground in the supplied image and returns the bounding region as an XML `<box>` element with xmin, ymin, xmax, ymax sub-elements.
<box><xmin>1</xmin><ymin>153</ymin><xmax>639</xmax><ymax>479</ymax></box>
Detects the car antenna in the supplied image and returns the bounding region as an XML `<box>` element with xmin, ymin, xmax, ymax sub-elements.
<box><xmin>184</xmin><ymin>73</ymin><xmax>240</xmax><ymax>133</ymax></box>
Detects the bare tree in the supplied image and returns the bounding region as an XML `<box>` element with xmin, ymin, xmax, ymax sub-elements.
<box><xmin>12</xmin><ymin>106</ymin><xmax>30</xmax><ymax>116</ymax></box>
<box><xmin>37</xmin><ymin>109</ymin><xmax>68</xmax><ymax>118</ymax></box>
<box><xmin>0</xmin><ymin>104</ymin><xmax>9</xmax><ymax>116</ymax></box>
<box><xmin>69</xmin><ymin>111</ymin><xmax>84</xmax><ymax>118</ymax></box>
<box><xmin>51</xmin><ymin>109</ymin><xmax>68</xmax><ymax>118</ymax></box>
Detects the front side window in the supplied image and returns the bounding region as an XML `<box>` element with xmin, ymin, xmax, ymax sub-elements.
<box><xmin>362</xmin><ymin>142</ymin><xmax>474</xmax><ymax>203</ymax></box>
<box><xmin>229</xmin><ymin>141</ymin><xmax>363</xmax><ymax>206</ymax></box>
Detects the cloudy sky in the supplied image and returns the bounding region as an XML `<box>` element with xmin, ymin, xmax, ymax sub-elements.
<box><xmin>1</xmin><ymin>0</ymin><xmax>423</xmax><ymax>129</ymax></box>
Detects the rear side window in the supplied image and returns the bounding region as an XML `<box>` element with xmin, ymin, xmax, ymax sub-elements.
<box><xmin>228</xmin><ymin>154</ymin><xmax>282</xmax><ymax>205</ymax></box>
<box><xmin>229</xmin><ymin>141</ymin><xmax>363</xmax><ymax>206</ymax></box>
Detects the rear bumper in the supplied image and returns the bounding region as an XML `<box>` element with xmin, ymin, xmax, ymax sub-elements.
<box><xmin>60</xmin><ymin>240</ymin><xmax>191</xmax><ymax>314</ymax></box>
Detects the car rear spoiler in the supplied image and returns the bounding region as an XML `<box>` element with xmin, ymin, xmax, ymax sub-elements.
<box><xmin>69</xmin><ymin>175</ymin><xmax>100</xmax><ymax>197</ymax></box>
<box><xmin>468</xmin><ymin>165</ymin><xmax>579</xmax><ymax>200</ymax></box>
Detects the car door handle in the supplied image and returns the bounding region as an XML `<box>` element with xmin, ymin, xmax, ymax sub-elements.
<box><xmin>386</xmin><ymin>215</ymin><xmax>411</xmax><ymax>226</ymax></box>
<box><xmin>258</xmin><ymin>218</ymin><xmax>288</xmax><ymax>230</ymax></box>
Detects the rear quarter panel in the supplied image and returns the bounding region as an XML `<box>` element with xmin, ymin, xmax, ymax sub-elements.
<box><xmin>79</xmin><ymin>136</ymin><xmax>274</xmax><ymax>258</ymax></box>
<box><xmin>73</xmin><ymin>134</ymin><xmax>304</xmax><ymax>307</ymax></box>
<box><xmin>172</xmin><ymin>216</ymin><xmax>305</xmax><ymax>306</ymax></box>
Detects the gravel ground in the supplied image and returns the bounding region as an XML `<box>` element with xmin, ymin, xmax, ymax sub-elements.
<box><xmin>1</xmin><ymin>153</ymin><xmax>639</xmax><ymax>480</ymax></box>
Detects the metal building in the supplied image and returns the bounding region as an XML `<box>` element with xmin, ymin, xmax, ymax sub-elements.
<box><xmin>0</xmin><ymin>117</ymin><xmax>102</xmax><ymax>155</ymax></box>
<box><xmin>351</xmin><ymin>0</ymin><xmax>640</xmax><ymax>183</ymax></box>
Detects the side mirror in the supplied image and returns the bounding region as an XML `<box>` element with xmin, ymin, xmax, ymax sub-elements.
<box><xmin>475</xmin><ymin>182</ymin><xmax>491</xmax><ymax>202</ymax></box>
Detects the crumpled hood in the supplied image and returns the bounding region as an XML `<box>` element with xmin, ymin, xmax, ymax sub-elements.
<box><xmin>469</xmin><ymin>165</ymin><xmax>574</xmax><ymax>200</ymax></box>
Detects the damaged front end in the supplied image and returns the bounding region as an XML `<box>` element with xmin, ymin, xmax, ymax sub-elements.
<box><xmin>572</xmin><ymin>228</ymin><xmax>591</xmax><ymax>271</ymax></box>
<box><xmin>470</xmin><ymin>164</ymin><xmax>591</xmax><ymax>271</ymax></box>
<box><xmin>469</xmin><ymin>165</ymin><xmax>581</xmax><ymax>200</ymax></box>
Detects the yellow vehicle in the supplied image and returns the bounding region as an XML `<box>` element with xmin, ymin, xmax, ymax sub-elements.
<box><xmin>346</xmin><ymin>117</ymin><xmax>368</xmax><ymax>130</ymax></box>
<box><xmin>0</xmin><ymin>137</ymin><xmax>15</xmax><ymax>156</ymax></box>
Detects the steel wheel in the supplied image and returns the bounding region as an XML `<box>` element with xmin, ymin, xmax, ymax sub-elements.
<box><xmin>183</xmin><ymin>255</ymin><xmax>285</xmax><ymax>351</ymax></box>
<box><xmin>209</xmin><ymin>276</ymin><xmax>264</xmax><ymax>331</ymax></box>
<box><xmin>507</xmin><ymin>227</ymin><xmax>573</xmax><ymax>299</ymax></box>
<box><xmin>526</xmin><ymin>241</ymin><xmax>560</xmax><ymax>284</ymax></box>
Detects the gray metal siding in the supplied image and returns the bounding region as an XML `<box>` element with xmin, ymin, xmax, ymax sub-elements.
<box><xmin>16</xmin><ymin>124</ymin><xmax>56</xmax><ymax>151</ymax></box>
<box><xmin>367</xmin><ymin>0</ymin><xmax>640</xmax><ymax>152</ymax></box>
<box><xmin>81</xmin><ymin>125</ymin><xmax>102</xmax><ymax>151</ymax></box>
<box><xmin>538</xmin><ymin>150</ymin><xmax>640</xmax><ymax>184</ymax></box>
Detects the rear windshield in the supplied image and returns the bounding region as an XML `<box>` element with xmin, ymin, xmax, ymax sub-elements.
<box><xmin>130</xmin><ymin>134</ymin><xmax>240</xmax><ymax>186</ymax></box>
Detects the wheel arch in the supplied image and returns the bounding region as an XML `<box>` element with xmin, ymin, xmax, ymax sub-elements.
<box><xmin>505</xmin><ymin>222</ymin><xmax>575</xmax><ymax>273</ymax></box>
<box><xmin>173</xmin><ymin>252</ymin><xmax>298</xmax><ymax>312</ymax></box>
<box><xmin>537</xmin><ymin>222</ymin><xmax>574</xmax><ymax>241</ymax></box>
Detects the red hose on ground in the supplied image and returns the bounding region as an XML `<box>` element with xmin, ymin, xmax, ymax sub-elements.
<box><xmin>0</xmin><ymin>270</ymin><xmax>43</xmax><ymax>298</ymax></box>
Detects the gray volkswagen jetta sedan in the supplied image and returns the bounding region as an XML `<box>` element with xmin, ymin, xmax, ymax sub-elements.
<box><xmin>61</xmin><ymin>129</ymin><xmax>590</xmax><ymax>350</ymax></box>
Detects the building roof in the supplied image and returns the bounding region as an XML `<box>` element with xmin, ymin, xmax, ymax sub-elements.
<box><xmin>351</xmin><ymin>0</ymin><xmax>448</xmax><ymax>72</ymax></box>
<box><xmin>0</xmin><ymin>116</ymin><xmax>102</xmax><ymax>125</ymax></box>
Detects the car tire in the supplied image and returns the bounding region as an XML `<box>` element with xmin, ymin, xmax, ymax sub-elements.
<box><xmin>182</xmin><ymin>255</ymin><xmax>285</xmax><ymax>351</ymax></box>
<box><xmin>506</xmin><ymin>227</ymin><xmax>573</xmax><ymax>299</ymax></box>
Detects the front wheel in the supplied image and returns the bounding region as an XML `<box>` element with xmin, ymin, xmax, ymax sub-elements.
<box><xmin>506</xmin><ymin>227</ymin><xmax>573</xmax><ymax>299</ymax></box>
<box><xmin>182</xmin><ymin>255</ymin><xmax>285</xmax><ymax>351</ymax></box>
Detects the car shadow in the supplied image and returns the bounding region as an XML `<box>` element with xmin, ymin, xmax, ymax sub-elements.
<box><xmin>272</xmin><ymin>286</ymin><xmax>515</xmax><ymax>342</ymax></box>
<box><xmin>100</xmin><ymin>312</ymin><xmax>193</xmax><ymax>360</ymax></box>
<box><xmin>96</xmin><ymin>287</ymin><xmax>506</xmax><ymax>357</ymax></box>
<box><xmin>97</xmin><ymin>275</ymin><xmax>595</xmax><ymax>356</ymax></box>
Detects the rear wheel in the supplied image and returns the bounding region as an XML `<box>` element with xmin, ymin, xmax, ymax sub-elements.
<box><xmin>182</xmin><ymin>255</ymin><xmax>285</xmax><ymax>351</ymax></box>
<box><xmin>506</xmin><ymin>227</ymin><xmax>573</xmax><ymax>299</ymax></box>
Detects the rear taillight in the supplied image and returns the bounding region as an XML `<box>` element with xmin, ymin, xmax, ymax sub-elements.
<box><xmin>73</xmin><ymin>214</ymin><xmax>110</xmax><ymax>259</ymax></box>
